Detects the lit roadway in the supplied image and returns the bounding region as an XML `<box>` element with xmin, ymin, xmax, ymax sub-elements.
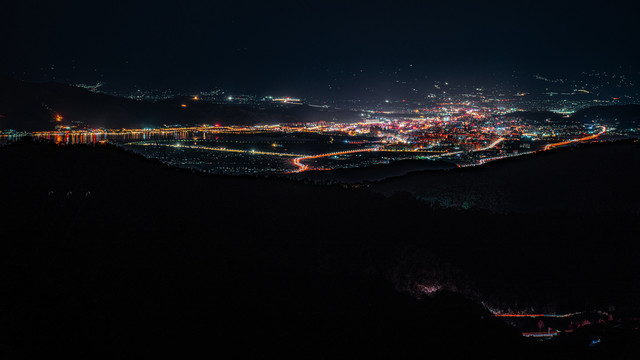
<box><xmin>494</xmin><ymin>311</ymin><xmax>582</xmax><ymax>338</ymax></box>
<box><xmin>428</xmin><ymin>136</ymin><xmax>505</xmax><ymax>159</ymax></box>
<box><xmin>543</xmin><ymin>126</ymin><xmax>606</xmax><ymax>151</ymax></box>
<box><xmin>291</xmin><ymin>147</ymin><xmax>379</xmax><ymax>172</ymax></box>
<box><xmin>494</xmin><ymin>312</ymin><xmax>582</xmax><ymax>318</ymax></box>
<box><xmin>128</xmin><ymin>142</ymin><xmax>304</xmax><ymax>157</ymax></box>
<box><xmin>476</xmin><ymin>137</ymin><xmax>506</xmax><ymax>152</ymax></box>
<box><xmin>462</xmin><ymin>126</ymin><xmax>606</xmax><ymax>167</ymax></box>
<box><xmin>291</xmin><ymin>136</ymin><xmax>503</xmax><ymax>172</ymax></box>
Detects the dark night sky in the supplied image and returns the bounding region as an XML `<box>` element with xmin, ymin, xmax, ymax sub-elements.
<box><xmin>3</xmin><ymin>0</ymin><xmax>639</xmax><ymax>98</ymax></box>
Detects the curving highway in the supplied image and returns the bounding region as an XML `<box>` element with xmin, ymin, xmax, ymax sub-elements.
<box><xmin>291</xmin><ymin>147</ymin><xmax>379</xmax><ymax>173</ymax></box>
<box><xmin>543</xmin><ymin>126</ymin><xmax>606</xmax><ymax>151</ymax></box>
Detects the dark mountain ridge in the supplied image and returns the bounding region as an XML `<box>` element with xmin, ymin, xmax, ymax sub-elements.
<box><xmin>370</xmin><ymin>139</ymin><xmax>640</xmax><ymax>214</ymax></box>
<box><xmin>572</xmin><ymin>104</ymin><xmax>640</xmax><ymax>128</ymax></box>
<box><xmin>0</xmin><ymin>77</ymin><xmax>360</xmax><ymax>130</ymax></box>
<box><xmin>504</xmin><ymin>104</ymin><xmax>640</xmax><ymax>128</ymax></box>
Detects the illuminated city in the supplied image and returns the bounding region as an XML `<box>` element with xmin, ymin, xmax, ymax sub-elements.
<box><xmin>12</xmin><ymin>94</ymin><xmax>629</xmax><ymax>176</ymax></box>
<box><xmin>3</xmin><ymin>1</ymin><xmax>640</xmax><ymax>358</ymax></box>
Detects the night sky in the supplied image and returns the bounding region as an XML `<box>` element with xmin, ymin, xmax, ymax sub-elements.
<box><xmin>3</xmin><ymin>0</ymin><xmax>639</xmax><ymax>97</ymax></box>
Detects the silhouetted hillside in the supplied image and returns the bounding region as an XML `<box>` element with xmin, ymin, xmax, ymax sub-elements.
<box><xmin>572</xmin><ymin>104</ymin><xmax>640</xmax><ymax>128</ymax></box>
<box><xmin>2</xmin><ymin>140</ymin><xmax>639</xmax><ymax>358</ymax></box>
<box><xmin>371</xmin><ymin>140</ymin><xmax>640</xmax><ymax>213</ymax></box>
<box><xmin>505</xmin><ymin>105</ymin><xmax>640</xmax><ymax>128</ymax></box>
<box><xmin>291</xmin><ymin>158</ymin><xmax>457</xmax><ymax>183</ymax></box>
<box><xmin>0</xmin><ymin>77</ymin><xmax>360</xmax><ymax>130</ymax></box>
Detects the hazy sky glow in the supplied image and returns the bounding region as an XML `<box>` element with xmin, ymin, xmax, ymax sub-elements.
<box><xmin>3</xmin><ymin>0</ymin><xmax>639</xmax><ymax>97</ymax></box>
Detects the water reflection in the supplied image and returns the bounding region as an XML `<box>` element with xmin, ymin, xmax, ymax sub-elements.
<box><xmin>0</xmin><ymin>135</ymin><xmax>23</xmax><ymax>146</ymax></box>
<box><xmin>34</xmin><ymin>130</ymin><xmax>240</xmax><ymax>145</ymax></box>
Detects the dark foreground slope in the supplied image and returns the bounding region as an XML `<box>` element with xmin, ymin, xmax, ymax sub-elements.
<box><xmin>371</xmin><ymin>140</ymin><xmax>640</xmax><ymax>213</ymax></box>
<box><xmin>291</xmin><ymin>158</ymin><xmax>457</xmax><ymax>183</ymax></box>
<box><xmin>1</xmin><ymin>140</ymin><xmax>639</xmax><ymax>358</ymax></box>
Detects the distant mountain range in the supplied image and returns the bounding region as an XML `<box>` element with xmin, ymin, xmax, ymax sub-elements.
<box><xmin>0</xmin><ymin>77</ymin><xmax>361</xmax><ymax>130</ymax></box>
<box><xmin>2</xmin><ymin>76</ymin><xmax>640</xmax><ymax>131</ymax></box>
